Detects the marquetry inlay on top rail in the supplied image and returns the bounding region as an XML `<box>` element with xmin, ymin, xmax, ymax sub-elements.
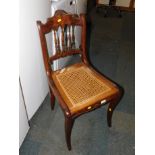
<box><xmin>38</xmin><ymin>10</ymin><xmax>83</xmax><ymax>60</ymax></box>
<box><xmin>39</xmin><ymin>13</ymin><xmax>82</xmax><ymax>34</ymax></box>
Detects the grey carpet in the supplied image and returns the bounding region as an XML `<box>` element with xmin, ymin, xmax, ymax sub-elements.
<box><xmin>20</xmin><ymin>9</ymin><xmax>135</xmax><ymax>155</ymax></box>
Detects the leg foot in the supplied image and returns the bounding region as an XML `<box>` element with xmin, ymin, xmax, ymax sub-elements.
<box><xmin>49</xmin><ymin>87</ymin><xmax>55</xmax><ymax>110</ymax></box>
<box><xmin>65</xmin><ymin>117</ymin><xmax>74</xmax><ymax>150</ymax></box>
<box><xmin>107</xmin><ymin>91</ymin><xmax>123</xmax><ymax>127</ymax></box>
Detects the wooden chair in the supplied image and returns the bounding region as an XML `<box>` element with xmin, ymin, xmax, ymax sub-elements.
<box><xmin>37</xmin><ymin>10</ymin><xmax>123</xmax><ymax>150</ymax></box>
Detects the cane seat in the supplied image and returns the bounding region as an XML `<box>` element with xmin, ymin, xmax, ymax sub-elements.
<box><xmin>52</xmin><ymin>62</ymin><xmax>118</xmax><ymax>114</ymax></box>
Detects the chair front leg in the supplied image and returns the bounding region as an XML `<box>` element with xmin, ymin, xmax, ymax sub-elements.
<box><xmin>65</xmin><ymin>116</ymin><xmax>74</xmax><ymax>150</ymax></box>
<box><xmin>107</xmin><ymin>93</ymin><xmax>122</xmax><ymax>127</ymax></box>
<box><xmin>49</xmin><ymin>86</ymin><xmax>55</xmax><ymax>110</ymax></box>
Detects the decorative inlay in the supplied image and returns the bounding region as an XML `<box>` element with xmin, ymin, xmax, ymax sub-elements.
<box><xmin>57</xmin><ymin>18</ymin><xmax>62</xmax><ymax>23</ymax></box>
<box><xmin>101</xmin><ymin>99</ymin><xmax>106</xmax><ymax>104</ymax></box>
<box><xmin>87</xmin><ymin>106</ymin><xmax>92</xmax><ymax>110</ymax></box>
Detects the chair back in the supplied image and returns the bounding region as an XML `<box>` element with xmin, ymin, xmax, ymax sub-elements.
<box><xmin>37</xmin><ymin>10</ymin><xmax>88</xmax><ymax>77</ymax></box>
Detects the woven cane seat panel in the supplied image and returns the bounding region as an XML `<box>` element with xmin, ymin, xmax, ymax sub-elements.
<box><xmin>52</xmin><ymin>63</ymin><xmax>118</xmax><ymax>114</ymax></box>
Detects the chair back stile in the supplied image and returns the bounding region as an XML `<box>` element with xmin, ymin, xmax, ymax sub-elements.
<box><xmin>37</xmin><ymin>21</ymin><xmax>52</xmax><ymax>77</ymax></box>
<box><xmin>80</xmin><ymin>14</ymin><xmax>87</xmax><ymax>64</ymax></box>
<box><xmin>37</xmin><ymin>11</ymin><xmax>88</xmax><ymax>78</ymax></box>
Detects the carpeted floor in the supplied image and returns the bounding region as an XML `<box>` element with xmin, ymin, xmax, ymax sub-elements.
<box><xmin>20</xmin><ymin>8</ymin><xmax>135</xmax><ymax>155</ymax></box>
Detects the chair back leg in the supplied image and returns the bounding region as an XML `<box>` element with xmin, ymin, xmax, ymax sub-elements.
<box><xmin>49</xmin><ymin>87</ymin><xmax>55</xmax><ymax>110</ymax></box>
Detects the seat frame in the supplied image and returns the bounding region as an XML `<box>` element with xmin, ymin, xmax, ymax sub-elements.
<box><xmin>37</xmin><ymin>10</ymin><xmax>123</xmax><ymax>150</ymax></box>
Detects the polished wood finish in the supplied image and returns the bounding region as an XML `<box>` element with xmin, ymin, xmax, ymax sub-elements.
<box><xmin>65</xmin><ymin>117</ymin><xmax>74</xmax><ymax>150</ymax></box>
<box><xmin>37</xmin><ymin>10</ymin><xmax>123</xmax><ymax>150</ymax></box>
<box><xmin>49</xmin><ymin>86</ymin><xmax>55</xmax><ymax>110</ymax></box>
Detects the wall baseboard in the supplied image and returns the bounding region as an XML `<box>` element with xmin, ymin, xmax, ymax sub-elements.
<box><xmin>29</xmin><ymin>93</ymin><xmax>49</xmax><ymax>127</ymax></box>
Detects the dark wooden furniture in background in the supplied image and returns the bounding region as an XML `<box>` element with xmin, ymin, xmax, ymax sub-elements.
<box><xmin>96</xmin><ymin>0</ymin><xmax>135</xmax><ymax>14</ymax></box>
<box><xmin>96</xmin><ymin>0</ymin><xmax>122</xmax><ymax>17</ymax></box>
<box><xmin>117</xmin><ymin>0</ymin><xmax>135</xmax><ymax>11</ymax></box>
<box><xmin>37</xmin><ymin>10</ymin><xmax>123</xmax><ymax>150</ymax></box>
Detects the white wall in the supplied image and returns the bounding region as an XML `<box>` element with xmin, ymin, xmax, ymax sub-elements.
<box><xmin>76</xmin><ymin>0</ymin><xmax>87</xmax><ymax>14</ymax></box>
<box><xmin>19</xmin><ymin>0</ymin><xmax>51</xmax><ymax>119</ymax></box>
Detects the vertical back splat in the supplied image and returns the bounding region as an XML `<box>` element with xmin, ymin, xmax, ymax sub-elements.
<box><xmin>71</xmin><ymin>25</ymin><xmax>75</xmax><ymax>49</ymax></box>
